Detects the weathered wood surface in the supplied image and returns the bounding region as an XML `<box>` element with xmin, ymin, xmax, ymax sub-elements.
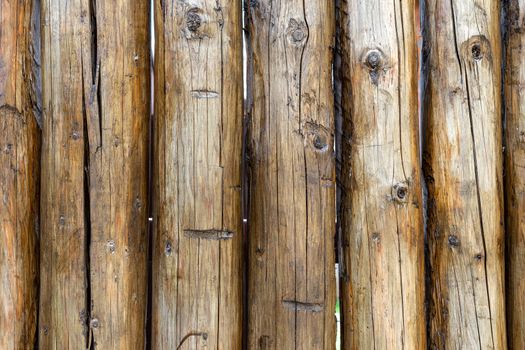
<box><xmin>424</xmin><ymin>0</ymin><xmax>506</xmax><ymax>348</ymax></box>
<box><xmin>152</xmin><ymin>0</ymin><xmax>243</xmax><ymax>348</ymax></box>
<box><xmin>505</xmin><ymin>1</ymin><xmax>525</xmax><ymax>348</ymax></box>
<box><xmin>339</xmin><ymin>0</ymin><xmax>425</xmax><ymax>348</ymax></box>
<box><xmin>0</xmin><ymin>1</ymin><xmax>39</xmax><ymax>348</ymax></box>
<box><xmin>39</xmin><ymin>0</ymin><xmax>150</xmax><ymax>348</ymax></box>
<box><xmin>246</xmin><ymin>0</ymin><xmax>336</xmax><ymax>348</ymax></box>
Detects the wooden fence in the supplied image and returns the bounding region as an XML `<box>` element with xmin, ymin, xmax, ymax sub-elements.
<box><xmin>1</xmin><ymin>0</ymin><xmax>524</xmax><ymax>349</ymax></box>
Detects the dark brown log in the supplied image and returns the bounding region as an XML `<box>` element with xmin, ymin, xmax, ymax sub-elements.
<box><xmin>505</xmin><ymin>1</ymin><xmax>525</xmax><ymax>348</ymax></box>
<box><xmin>0</xmin><ymin>1</ymin><xmax>40</xmax><ymax>348</ymax></box>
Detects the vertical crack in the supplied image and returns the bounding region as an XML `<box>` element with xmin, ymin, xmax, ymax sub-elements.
<box><xmin>464</xmin><ymin>67</ymin><xmax>495</xmax><ymax>350</ymax></box>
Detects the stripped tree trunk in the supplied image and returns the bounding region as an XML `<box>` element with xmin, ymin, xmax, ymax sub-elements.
<box><xmin>505</xmin><ymin>1</ymin><xmax>525</xmax><ymax>348</ymax></box>
<box><xmin>339</xmin><ymin>0</ymin><xmax>425</xmax><ymax>348</ymax></box>
<box><xmin>152</xmin><ymin>0</ymin><xmax>243</xmax><ymax>349</ymax></box>
<box><xmin>0</xmin><ymin>1</ymin><xmax>40</xmax><ymax>348</ymax></box>
<box><xmin>424</xmin><ymin>0</ymin><xmax>506</xmax><ymax>348</ymax></box>
<box><xmin>39</xmin><ymin>0</ymin><xmax>150</xmax><ymax>348</ymax></box>
<box><xmin>246</xmin><ymin>0</ymin><xmax>336</xmax><ymax>348</ymax></box>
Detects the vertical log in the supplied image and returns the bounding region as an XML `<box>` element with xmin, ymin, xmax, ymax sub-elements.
<box><xmin>424</xmin><ymin>1</ymin><xmax>506</xmax><ymax>348</ymax></box>
<box><xmin>505</xmin><ymin>1</ymin><xmax>525</xmax><ymax>348</ymax></box>
<box><xmin>246</xmin><ymin>0</ymin><xmax>336</xmax><ymax>348</ymax></box>
<box><xmin>0</xmin><ymin>1</ymin><xmax>39</xmax><ymax>348</ymax></box>
<box><xmin>39</xmin><ymin>0</ymin><xmax>150</xmax><ymax>348</ymax></box>
<box><xmin>339</xmin><ymin>0</ymin><xmax>425</xmax><ymax>348</ymax></box>
<box><xmin>152</xmin><ymin>0</ymin><xmax>243</xmax><ymax>348</ymax></box>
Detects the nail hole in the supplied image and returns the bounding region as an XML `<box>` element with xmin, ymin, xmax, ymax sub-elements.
<box><xmin>165</xmin><ymin>241</ymin><xmax>173</xmax><ymax>256</ymax></box>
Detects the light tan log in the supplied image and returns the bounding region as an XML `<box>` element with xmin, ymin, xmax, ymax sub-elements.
<box><xmin>339</xmin><ymin>0</ymin><xmax>425</xmax><ymax>348</ymax></box>
<box><xmin>39</xmin><ymin>0</ymin><xmax>150</xmax><ymax>348</ymax></box>
<box><xmin>424</xmin><ymin>0</ymin><xmax>506</xmax><ymax>348</ymax></box>
<box><xmin>0</xmin><ymin>1</ymin><xmax>39</xmax><ymax>348</ymax></box>
<box><xmin>152</xmin><ymin>0</ymin><xmax>243</xmax><ymax>349</ymax></box>
<box><xmin>246</xmin><ymin>0</ymin><xmax>336</xmax><ymax>348</ymax></box>
<box><xmin>505</xmin><ymin>1</ymin><xmax>525</xmax><ymax>348</ymax></box>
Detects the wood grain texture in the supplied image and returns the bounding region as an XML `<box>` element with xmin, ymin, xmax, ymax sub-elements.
<box><xmin>152</xmin><ymin>0</ymin><xmax>243</xmax><ymax>349</ymax></box>
<box><xmin>505</xmin><ymin>1</ymin><xmax>525</xmax><ymax>348</ymax></box>
<box><xmin>0</xmin><ymin>1</ymin><xmax>39</xmax><ymax>348</ymax></box>
<box><xmin>424</xmin><ymin>0</ymin><xmax>506</xmax><ymax>348</ymax></box>
<box><xmin>39</xmin><ymin>0</ymin><xmax>149</xmax><ymax>348</ymax></box>
<box><xmin>246</xmin><ymin>0</ymin><xmax>336</xmax><ymax>348</ymax></box>
<box><xmin>339</xmin><ymin>0</ymin><xmax>425</xmax><ymax>348</ymax></box>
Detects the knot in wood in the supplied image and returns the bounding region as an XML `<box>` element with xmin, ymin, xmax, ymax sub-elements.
<box><xmin>313</xmin><ymin>134</ymin><xmax>327</xmax><ymax>151</ymax></box>
<box><xmin>448</xmin><ymin>235</ymin><xmax>460</xmax><ymax>247</ymax></box>
<box><xmin>186</xmin><ymin>10</ymin><xmax>202</xmax><ymax>32</ymax></box>
<box><xmin>366</xmin><ymin>50</ymin><xmax>381</xmax><ymax>69</ymax></box>
<box><xmin>392</xmin><ymin>182</ymin><xmax>408</xmax><ymax>203</ymax></box>
<box><xmin>471</xmin><ymin>43</ymin><xmax>483</xmax><ymax>60</ymax></box>
<box><xmin>287</xmin><ymin>18</ymin><xmax>307</xmax><ymax>44</ymax></box>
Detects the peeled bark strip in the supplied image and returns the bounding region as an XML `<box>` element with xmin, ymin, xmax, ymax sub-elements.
<box><xmin>339</xmin><ymin>0</ymin><xmax>425</xmax><ymax>348</ymax></box>
<box><xmin>246</xmin><ymin>1</ymin><xmax>336</xmax><ymax>348</ymax></box>
<box><xmin>39</xmin><ymin>0</ymin><xmax>149</xmax><ymax>348</ymax></box>
<box><xmin>424</xmin><ymin>1</ymin><xmax>506</xmax><ymax>348</ymax></box>
<box><xmin>152</xmin><ymin>0</ymin><xmax>243</xmax><ymax>349</ymax></box>
<box><xmin>505</xmin><ymin>1</ymin><xmax>525</xmax><ymax>348</ymax></box>
<box><xmin>0</xmin><ymin>1</ymin><xmax>39</xmax><ymax>348</ymax></box>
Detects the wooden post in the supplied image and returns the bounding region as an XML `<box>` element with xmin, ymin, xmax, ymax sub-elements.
<box><xmin>505</xmin><ymin>1</ymin><xmax>525</xmax><ymax>348</ymax></box>
<box><xmin>339</xmin><ymin>0</ymin><xmax>425</xmax><ymax>348</ymax></box>
<box><xmin>246</xmin><ymin>0</ymin><xmax>336</xmax><ymax>348</ymax></box>
<box><xmin>152</xmin><ymin>0</ymin><xmax>243</xmax><ymax>349</ymax></box>
<box><xmin>0</xmin><ymin>1</ymin><xmax>39</xmax><ymax>348</ymax></box>
<box><xmin>39</xmin><ymin>0</ymin><xmax>150</xmax><ymax>348</ymax></box>
<box><xmin>424</xmin><ymin>1</ymin><xmax>506</xmax><ymax>348</ymax></box>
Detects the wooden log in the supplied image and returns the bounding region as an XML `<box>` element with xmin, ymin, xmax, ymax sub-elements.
<box><xmin>39</xmin><ymin>0</ymin><xmax>150</xmax><ymax>348</ymax></box>
<box><xmin>0</xmin><ymin>1</ymin><xmax>40</xmax><ymax>348</ymax></box>
<box><xmin>424</xmin><ymin>1</ymin><xmax>506</xmax><ymax>348</ymax></box>
<box><xmin>246</xmin><ymin>0</ymin><xmax>336</xmax><ymax>348</ymax></box>
<box><xmin>339</xmin><ymin>0</ymin><xmax>425</xmax><ymax>348</ymax></box>
<box><xmin>152</xmin><ymin>0</ymin><xmax>243</xmax><ymax>349</ymax></box>
<box><xmin>505</xmin><ymin>1</ymin><xmax>525</xmax><ymax>348</ymax></box>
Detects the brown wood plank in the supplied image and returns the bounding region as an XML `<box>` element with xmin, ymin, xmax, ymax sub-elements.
<box><xmin>339</xmin><ymin>0</ymin><xmax>425</xmax><ymax>348</ymax></box>
<box><xmin>0</xmin><ymin>1</ymin><xmax>40</xmax><ymax>348</ymax></box>
<box><xmin>505</xmin><ymin>1</ymin><xmax>525</xmax><ymax>348</ymax></box>
<box><xmin>246</xmin><ymin>0</ymin><xmax>336</xmax><ymax>348</ymax></box>
<box><xmin>424</xmin><ymin>0</ymin><xmax>506</xmax><ymax>348</ymax></box>
<box><xmin>152</xmin><ymin>0</ymin><xmax>243</xmax><ymax>349</ymax></box>
<box><xmin>39</xmin><ymin>0</ymin><xmax>150</xmax><ymax>348</ymax></box>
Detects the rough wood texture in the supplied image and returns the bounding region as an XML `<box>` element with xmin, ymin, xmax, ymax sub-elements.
<box><xmin>39</xmin><ymin>0</ymin><xmax>149</xmax><ymax>348</ymax></box>
<box><xmin>339</xmin><ymin>0</ymin><xmax>425</xmax><ymax>348</ymax></box>
<box><xmin>246</xmin><ymin>0</ymin><xmax>336</xmax><ymax>348</ymax></box>
<box><xmin>152</xmin><ymin>0</ymin><xmax>243</xmax><ymax>349</ymax></box>
<box><xmin>505</xmin><ymin>1</ymin><xmax>525</xmax><ymax>348</ymax></box>
<box><xmin>0</xmin><ymin>1</ymin><xmax>39</xmax><ymax>348</ymax></box>
<box><xmin>424</xmin><ymin>0</ymin><xmax>506</xmax><ymax>348</ymax></box>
